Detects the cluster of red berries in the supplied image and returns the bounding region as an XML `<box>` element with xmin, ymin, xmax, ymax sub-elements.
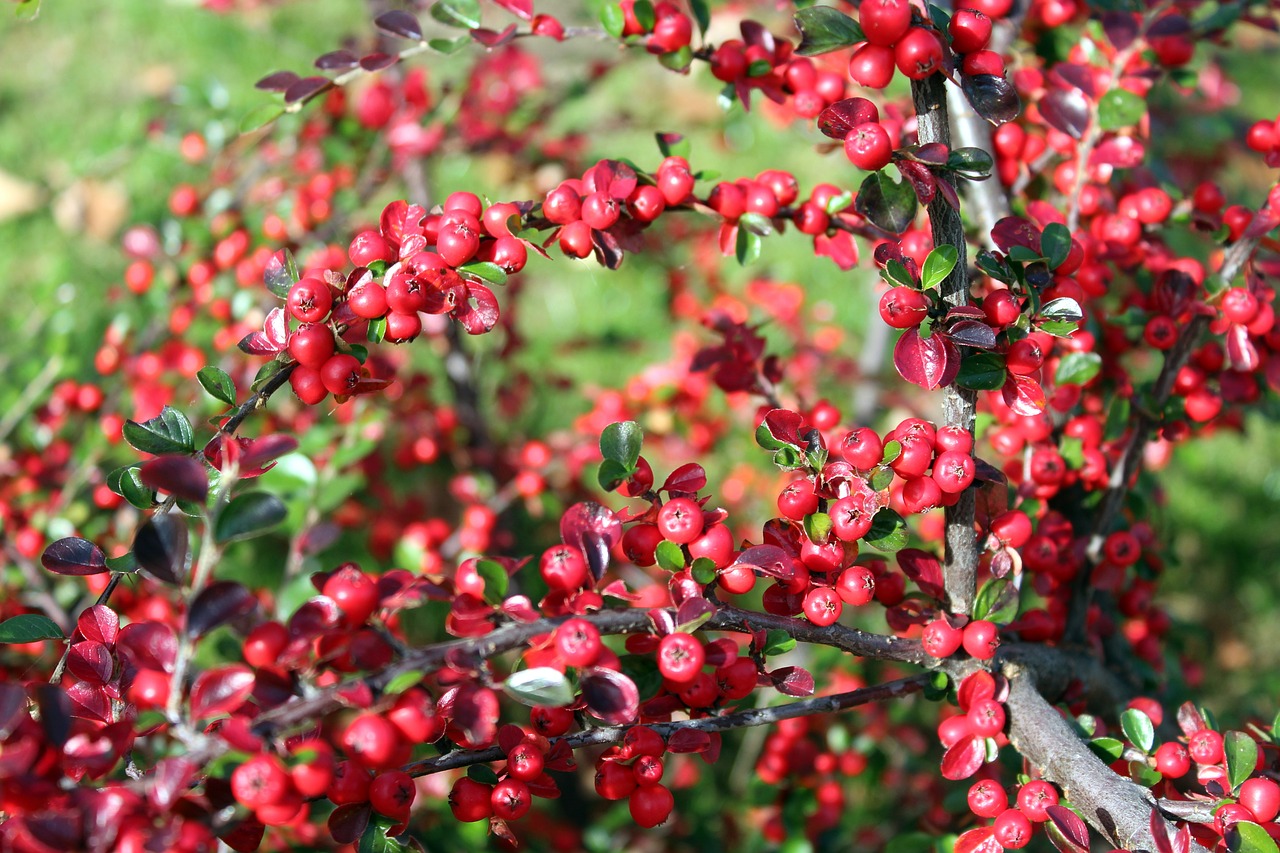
<box><xmin>593</xmin><ymin>727</ymin><xmax>676</xmax><ymax>828</ymax></box>
<box><xmin>449</xmin><ymin>729</ymin><xmax>567</xmax><ymax>824</ymax></box>
<box><xmin>965</xmin><ymin>778</ymin><xmax>1059</xmax><ymax>849</ymax></box>
<box><xmin>922</xmin><ymin>617</ymin><xmax>999</xmax><ymax>660</ymax></box>
<box><xmin>844</xmin><ymin>418</ymin><xmax>977</xmax><ymax>515</ymax></box>
<box><xmin>612</xmin><ymin>0</ymin><xmax>693</xmax><ymax>57</ymax></box>
<box><xmin>1245</xmin><ymin>113</ymin><xmax>1280</xmax><ymax>169</ymax></box>
<box><xmin>710</xmin><ymin>34</ymin><xmax>848</xmax><ymax>119</ymax></box>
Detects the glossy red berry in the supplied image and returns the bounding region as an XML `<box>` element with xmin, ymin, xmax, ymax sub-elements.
<box><xmin>1240</xmin><ymin>777</ymin><xmax>1280</xmax><ymax>823</ymax></box>
<box><xmin>949</xmin><ymin>9</ymin><xmax>993</xmax><ymax>53</ymax></box>
<box><xmin>288</xmin><ymin>324</ymin><xmax>336</xmax><ymax>369</ymax></box>
<box><xmin>370</xmin><ymin>770</ymin><xmax>416</xmax><ymax>818</ymax></box>
<box><xmin>320</xmin><ymin>354</ymin><xmax>363</xmax><ymax>396</ymax></box>
<box><xmin>287</xmin><ymin>278</ymin><xmax>333</xmax><ymax>323</ymax></box>
<box><xmin>840</xmin><ymin>427</ymin><xmax>884</xmax><ymax>469</ymax></box>
<box><xmin>556</xmin><ymin>618</ymin><xmax>603</xmax><ymax>668</ymax></box>
<box><xmin>658</xmin><ymin>632</ymin><xmax>705</xmax><ymax>683</ymax></box>
<box><xmin>1188</xmin><ymin>728</ymin><xmax>1225</xmax><ymax>765</ymax></box>
<box><xmin>244</xmin><ymin>621</ymin><xmax>289</xmax><ymax>669</ymax></box>
<box><xmin>895</xmin><ymin>27</ymin><xmax>945</xmax><ymax>80</ymax></box>
<box><xmin>232</xmin><ymin>755</ymin><xmax>291</xmax><ymax>810</ymax></box>
<box><xmin>491</xmin><ymin>778</ymin><xmax>531</xmax><ymax>821</ymax></box>
<box><xmin>844</xmin><ymin>122</ymin><xmax>894</xmax><ymax>171</ymax></box>
<box><xmin>968</xmin><ymin>779</ymin><xmax>1008</xmax><ymax>818</ymax></box>
<box><xmin>506</xmin><ymin>743</ymin><xmax>546</xmax><ymax>782</ymax></box>
<box><xmin>629</xmin><ymin>783</ymin><xmax>675</xmax><ymax>828</ymax></box>
<box><xmin>449</xmin><ymin>777</ymin><xmax>494</xmax><ymax>822</ymax></box>
<box><xmin>1153</xmin><ymin>741</ymin><xmax>1191</xmax><ymax>778</ymax></box>
<box><xmin>595</xmin><ymin>759</ymin><xmax>637</xmax><ymax>800</ymax></box>
<box><xmin>341</xmin><ymin>713</ymin><xmax>405</xmax><ymax>772</ymax></box>
<box><xmin>860</xmin><ymin>0</ymin><xmax>912</xmax><ymax>46</ymax></box>
<box><xmin>933</xmin><ymin>450</ymin><xmax>976</xmax><ymax>494</ymax></box>
<box><xmin>323</xmin><ymin>563</ymin><xmax>379</xmax><ymax>626</ymax></box>
<box><xmin>962</xmin><ymin>619</ymin><xmax>999</xmax><ymax>660</ymax></box>
<box><xmin>777</xmin><ymin>478</ymin><xmax>820</xmax><ymax>520</ymax></box>
<box><xmin>993</xmin><ymin>808</ymin><xmax>1033</xmax><ymax>849</ymax></box>
<box><xmin>541</xmin><ymin>545</ymin><xmax>590</xmax><ymax>590</ymax></box>
<box><xmin>922</xmin><ymin>618</ymin><xmax>963</xmax><ymax>658</ymax></box>
<box><xmin>880</xmin><ymin>286</ymin><xmax>930</xmax><ymax>328</ymax></box>
<box><xmin>848</xmin><ymin>43</ymin><xmax>896</xmax><ymax>89</ymax></box>
<box><xmin>657</xmin><ymin>497</ymin><xmax>705</xmax><ymax>544</ymax></box>
<box><xmin>968</xmin><ymin>697</ymin><xmax>1007</xmax><ymax>737</ymax></box>
<box><xmin>1016</xmin><ymin>780</ymin><xmax>1058</xmax><ymax>822</ymax></box>
<box><xmin>803</xmin><ymin>586</ymin><xmax>843</xmax><ymax>626</ymax></box>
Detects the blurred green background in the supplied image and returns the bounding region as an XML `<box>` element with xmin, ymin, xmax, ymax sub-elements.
<box><xmin>1</xmin><ymin>1</ymin><xmax>1279</xmax><ymax>849</ymax></box>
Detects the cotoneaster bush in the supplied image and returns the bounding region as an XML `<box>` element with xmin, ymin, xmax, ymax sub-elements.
<box><xmin>1</xmin><ymin>1</ymin><xmax>1280</xmax><ymax>852</ymax></box>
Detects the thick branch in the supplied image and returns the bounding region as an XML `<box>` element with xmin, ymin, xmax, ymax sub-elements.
<box><xmin>401</xmin><ymin>673</ymin><xmax>932</xmax><ymax>777</ymax></box>
<box><xmin>1003</xmin><ymin>670</ymin><xmax>1210</xmax><ymax>853</ymax></box>
<box><xmin>911</xmin><ymin>72</ymin><xmax>979</xmax><ymax>616</ymax></box>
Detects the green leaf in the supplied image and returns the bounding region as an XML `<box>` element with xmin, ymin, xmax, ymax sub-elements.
<box><xmin>755</xmin><ymin>423</ymin><xmax>792</xmax><ymax>451</ymax></box>
<box><xmin>599</xmin><ymin>2</ymin><xmax>625</xmax><ymax>37</ymax></box>
<box><xmin>0</xmin><ymin>614</ymin><xmax>64</xmax><ymax>644</ymax></box>
<box><xmin>739</xmin><ymin>211</ymin><xmax>775</xmax><ymax>237</ymax></box>
<box><xmin>688</xmin><ymin>0</ymin><xmax>710</xmax><ymax>34</ymax></box>
<box><xmin>655</xmin><ymin>539</ymin><xmax>686</xmax><ymax>572</ymax></box>
<box><xmin>1088</xmin><ymin>736</ymin><xmax>1125</xmax><ymax>762</ymax></box>
<box><xmin>282</xmin><ymin>249</ymin><xmax>299</xmax><ymax>284</ymax></box>
<box><xmin>475</xmin><ymin>559</ymin><xmax>509</xmax><ymax>604</ymax></box>
<box><xmin>1059</xmin><ymin>436</ymin><xmax>1085</xmax><ymax>469</ymax></box>
<box><xmin>251</xmin><ymin>359</ymin><xmax>286</xmax><ymax>393</ymax></box>
<box><xmin>658</xmin><ymin>45</ymin><xmax>693</xmax><ymax>72</ymax></box>
<box><xmin>1230</xmin><ymin>822</ymin><xmax>1280</xmax><ymax>853</ymax></box>
<box><xmin>600</xmin><ymin>421</ymin><xmax>643</xmax><ymax>467</ymax></box>
<box><xmin>197</xmin><ymin>367</ymin><xmax>236</xmax><ymax>406</ymax></box>
<box><xmin>428</xmin><ymin>35</ymin><xmax>470</xmax><ymax>54</ymax></box>
<box><xmin>976</xmin><ymin>250</ymin><xmax>1013</xmax><ymax>283</ymax></box>
<box><xmin>824</xmin><ymin>191</ymin><xmax>854</xmax><ymax>216</ymax></box>
<box><xmin>1129</xmin><ymin>760</ymin><xmax>1161</xmax><ymax>787</ymax></box>
<box><xmin>945</xmin><ymin>147</ymin><xmax>994</xmax><ymax>177</ymax></box>
<box><xmin>123</xmin><ymin>406</ymin><xmax>195</xmax><ymax>456</ymax></box>
<box><xmin>804</xmin><ymin>512</ymin><xmax>833</xmax><ymax>544</ymax></box>
<box><xmin>764</xmin><ymin>628</ymin><xmax>796</xmax><ymax>656</ymax></box>
<box><xmin>883</xmin><ymin>259</ymin><xmax>915</xmax><ymax>288</ymax></box>
<box><xmin>793</xmin><ymin>5</ymin><xmax>864</xmax><ymax>56</ymax></box>
<box><xmin>690</xmin><ymin>557</ymin><xmax>717</xmax><ymax>585</ymax></box>
<box><xmin>109</xmin><ymin>464</ymin><xmax>157</xmax><ymax>509</ymax></box>
<box><xmin>1041</xmin><ymin>297</ymin><xmax>1083</xmax><ymax>323</ymax></box>
<box><xmin>504</xmin><ymin>666</ymin><xmax>575</xmax><ymax>707</ymax></box>
<box><xmin>358</xmin><ymin>815</ymin><xmax>406</xmax><ymax>853</ymax></box>
<box><xmin>868</xmin><ymin>466</ymin><xmax>894</xmax><ymax>491</ymax></box>
<box><xmin>973</xmin><ymin>577</ymin><xmax>1021</xmax><ymax>623</ymax></box>
<box><xmin>864</xmin><ymin>508</ymin><xmax>908</xmax><ymax>551</ymax></box>
<box><xmin>1008</xmin><ymin>245</ymin><xmax>1045</xmax><ymax>263</ymax></box>
<box><xmin>1120</xmin><ymin>708</ymin><xmax>1155</xmax><ymax>754</ymax></box>
<box><xmin>468</xmin><ymin>764</ymin><xmax>500</xmax><ymax>784</ymax></box>
<box><xmin>1040</xmin><ymin>222</ymin><xmax>1072</xmax><ymax>270</ymax></box>
<box><xmin>881</xmin><ymin>440</ymin><xmax>902</xmax><ymax>465</ymax></box>
<box><xmin>772</xmin><ymin>446</ymin><xmax>805</xmax><ymax>470</ymax></box>
<box><xmin>430</xmin><ymin>0</ymin><xmax>481</xmax><ymax>29</ymax></box>
<box><xmin>14</xmin><ymin>0</ymin><xmax>41</xmax><ymax>19</ymax></box>
<box><xmin>735</xmin><ymin>224</ymin><xmax>762</xmax><ymax>265</ymax></box>
<box><xmin>1097</xmin><ymin>88</ymin><xmax>1146</xmax><ymax>130</ymax></box>
<box><xmin>214</xmin><ymin>492</ymin><xmax>287</xmax><ymax>544</ymax></box>
<box><xmin>366</xmin><ymin>315</ymin><xmax>386</xmax><ymax>344</ymax></box>
<box><xmin>921</xmin><ymin>245</ymin><xmax>959</xmax><ymax>290</ymax></box>
<box><xmin>1055</xmin><ymin>352</ymin><xmax>1102</xmax><ymax>386</ymax></box>
<box><xmin>459</xmin><ymin>261</ymin><xmax>508</xmax><ymax>285</ymax></box>
<box><xmin>957</xmin><ymin>352</ymin><xmax>1008</xmax><ymax>391</ymax></box>
<box><xmin>855</xmin><ymin>170</ymin><xmax>917</xmax><ymax>235</ymax></box>
<box><xmin>1226</xmin><ymin>731</ymin><xmax>1260</xmax><ymax>794</ymax></box>
<box><xmin>382</xmin><ymin>670</ymin><xmax>425</xmax><ymax>695</ymax></box>
<box><xmin>597</xmin><ymin>458</ymin><xmax>634</xmax><ymax>492</ymax></box>
<box><xmin>655</xmin><ymin>132</ymin><xmax>690</xmax><ymax>160</ymax></box>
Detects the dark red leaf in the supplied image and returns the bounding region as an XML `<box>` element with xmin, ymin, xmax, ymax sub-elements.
<box><xmin>662</xmin><ymin>462</ymin><xmax>707</xmax><ymax>495</ymax></box>
<box><xmin>948</xmin><ymin>319</ymin><xmax>999</xmax><ymax>350</ymax></box>
<box><xmin>1090</xmin><ymin>136</ymin><xmax>1145</xmax><ymax>168</ymax></box>
<box><xmin>1046</xmin><ymin>804</ymin><xmax>1090</xmax><ymax>852</ymax></box>
<box><xmin>139</xmin><ymin>456</ymin><xmax>208</xmax><ymax>504</ymax></box>
<box><xmin>1040</xmin><ymin>88</ymin><xmax>1090</xmax><ymax>140</ymax></box>
<box><xmin>315</xmin><ymin>49</ymin><xmax>359</xmax><ymax>70</ymax></box>
<box><xmin>957</xmin><ymin>671</ymin><xmax>996</xmax><ymax>712</ymax></box>
<box><xmin>116</xmin><ymin>621</ymin><xmax>178</xmax><ymax>673</ymax></box>
<box><xmin>187</xmin><ymin>581</ymin><xmax>257</xmax><ymax>639</ymax></box>
<box><xmin>133</xmin><ymin>513</ymin><xmax>188</xmax><ymax>586</ymax></box>
<box><xmin>769</xmin><ymin>666</ymin><xmax>815</xmax><ymax>697</ymax></box>
<box><xmin>580</xmin><ymin>668</ymin><xmax>639</xmax><ymax>725</ymax></box>
<box><xmin>335</xmin><ymin>680</ymin><xmax>374</xmax><ymax>709</ymax></box>
<box><xmin>991</xmin><ymin>216</ymin><xmax>1042</xmax><ymax>253</ymax></box>
<box><xmin>897</xmin><ymin>159</ymin><xmax>938</xmax><ymax>205</ymax></box>
<box><xmin>498</xmin><ymin>724</ymin><xmax>526</xmax><ymax>755</ymax></box>
<box><xmin>447</xmin><ymin>685</ymin><xmax>501</xmax><ymax>747</ymax></box>
<box><xmin>897</xmin><ymin>548</ymin><xmax>945</xmax><ymax>599</ymax></box>
<box><xmin>359</xmin><ymin>52</ymin><xmax>398</xmax><ymax>72</ymax></box>
<box><xmin>76</xmin><ymin>605</ymin><xmax>119</xmax><ymax>647</ymax></box>
<box><xmin>1244</xmin><ymin>208</ymin><xmax>1280</xmax><ymax>240</ymax></box>
<box><xmin>472</xmin><ymin>24</ymin><xmax>518</xmax><ymax>46</ymax></box>
<box><xmin>814</xmin><ymin>230</ymin><xmax>859</xmax><ymax>270</ymax></box>
<box><xmin>454</xmin><ymin>282</ymin><xmax>500</xmax><ymax>334</ymax></box>
<box><xmin>893</xmin><ymin>327</ymin><xmax>960</xmax><ymax>390</ymax></box>
<box><xmin>676</xmin><ymin>596</ymin><xmax>717</xmax><ymax>628</ymax></box>
<box><xmin>283</xmin><ymin>76</ymin><xmax>332</xmax><ymax>105</ymax></box>
<box><xmin>961</xmin><ymin>73</ymin><xmax>1022</xmax><ymax>126</ymax></box>
<box><xmin>816</xmin><ymin>97</ymin><xmax>880</xmax><ymax>139</ymax></box>
<box><xmin>41</xmin><ymin>537</ymin><xmax>108</xmax><ymax>576</ymax></box>
<box><xmin>1150</xmin><ymin>809</ymin><xmax>1175</xmax><ymax>853</ymax></box>
<box><xmin>763</xmin><ymin>408</ymin><xmax>805</xmax><ymax>447</ymax></box>
<box><xmin>1001</xmin><ymin>374</ymin><xmax>1047</xmax><ymax>416</ymax></box>
<box><xmin>731</xmin><ymin>544</ymin><xmax>794</xmax><ymax>580</ymax></box>
<box><xmin>374</xmin><ymin>9</ymin><xmax>423</xmax><ymax>40</ymax></box>
<box><xmin>34</xmin><ymin>684</ymin><xmax>73</xmax><ymax>746</ymax></box>
<box><xmin>940</xmin><ymin>733</ymin><xmax>985</xmax><ymax>780</ymax></box>
<box><xmin>25</xmin><ymin>809</ymin><xmax>83</xmax><ymax>850</ymax></box>
<box><xmin>560</xmin><ymin>502</ymin><xmax>622</xmax><ymax>583</ymax></box>
<box><xmin>238</xmin><ymin>434</ymin><xmax>299</xmax><ymax>473</ymax></box>
<box><xmin>237</xmin><ymin>308</ymin><xmax>288</xmax><ymax>356</ymax></box>
<box><xmin>255</xmin><ymin>71</ymin><xmax>299</xmax><ymax>92</ymax></box>
<box><xmin>1049</xmin><ymin>63</ymin><xmax>1097</xmax><ymax>98</ymax></box>
<box><xmin>501</xmin><ymin>595</ymin><xmax>539</xmax><ymax>622</ymax></box>
<box><xmin>667</xmin><ymin>728</ymin><xmax>712</xmax><ymax>754</ymax></box>
<box><xmin>1148</xmin><ymin>13</ymin><xmax>1190</xmax><ymax>37</ymax></box>
<box><xmin>601</xmin><ymin>580</ymin><xmax>642</xmax><ymax>601</ymax></box>
<box><xmin>0</xmin><ymin>683</ymin><xmax>26</xmax><ymax>739</ymax></box>
<box><xmin>1102</xmin><ymin>11</ymin><xmax>1140</xmax><ymax>49</ymax></box>
<box><xmin>190</xmin><ymin>665</ymin><xmax>256</xmax><ymax>719</ymax></box>
<box><xmin>328</xmin><ymin>803</ymin><xmax>371</xmax><ymax>845</ymax></box>
<box><xmin>1176</xmin><ymin>701</ymin><xmax>1206</xmax><ymax>736</ymax></box>
<box><xmin>648</xmin><ymin>608</ymin><xmax>676</xmax><ymax>637</ymax></box>
<box><xmin>288</xmin><ymin>596</ymin><xmax>342</xmax><ymax>638</ymax></box>
<box><xmin>67</xmin><ymin>642</ymin><xmax>114</xmax><ymax>684</ymax></box>
<box><xmin>148</xmin><ymin>757</ymin><xmax>196</xmax><ymax>811</ymax></box>
<box><xmin>65</xmin><ymin>682</ymin><xmax>111</xmax><ymax>723</ymax></box>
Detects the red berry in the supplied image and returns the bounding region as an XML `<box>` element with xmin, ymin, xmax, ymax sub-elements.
<box><xmin>541</xmin><ymin>545</ymin><xmax>590</xmax><ymax>590</ymax></box>
<box><xmin>962</xmin><ymin>619</ymin><xmax>999</xmax><ymax>660</ymax></box>
<box><xmin>491</xmin><ymin>778</ymin><xmax>531</xmax><ymax>821</ymax></box>
<box><xmin>623</xmin><ymin>523</ymin><xmax>664</xmax><ymax>567</ymax></box>
<box><xmin>860</xmin><ymin>0</ymin><xmax>913</xmax><ymax>46</ymax></box>
<box><xmin>596</xmin><ymin>759</ymin><xmax>637</xmax><ymax>800</ymax></box>
<box><xmin>1188</xmin><ymin>729</ymin><xmax>1225</xmax><ymax>765</ymax></box>
<box><xmin>657</xmin><ymin>632</ymin><xmax>705</xmax><ymax>683</ymax></box>
<box><xmin>689</xmin><ymin>523</ymin><xmax>735</xmax><ymax>568</ymax></box>
<box><xmin>320</xmin><ymin>354</ymin><xmax>363</xmax><ymax>396</ymax></box>
<box><xmin>830</xmin><ymin>495</ymin><xmax>874</xmax><ymax>542</ymax></box>
<box><xmin>993</xmin><ymin>808</ymin><xmax>1033</xmax><ymax>849</ymax></box>
<box><xmin>848</xmin><ymin>42</ymin><xmax>896</xmax><ymax>89</ymax></box>
<box><xmin>244</xmin><ymin>621</ymin><xmax>289</xmax><ymax>669</ymax></box>
<box><xmin>370</xmin><ymin>770</ymin><xmax>416</xmax><ymax>818</ymax></box>
<box><xmin>879</xmin><ymin>286</ymin><xmax>930</xmax><ymax>328</ymax></box>
<box><xmin>895</xmin><ymin>27</ymin><xmax>945</xmax><ymax>80</ymax></box>
<box><xmin>1016</xmin><ymin>780</ymin><xmax>1058</xmax><ymax>822</ymax></box>
<box><xmin>836</xmin><ymin>565</ymin><xmax>876</xmax><ymax>606</ymax></box>
<box><xmin>1240</xmin><ymin>777</ymin><xmax>1280</xmax><ymax>823</ymax></box>
<box><xmin>968</xmin><ymin>780</ymin><xmax>1008</xmax><ymax>818</ymax></box>
<box><xmin>323</xmin><ymin>563</ymin><xmax>380</xmax><ymax>626</ymax></box>
<box><xmin>507</xmin><ymin>743</ymin><xmax>546</xmax><ymax>782</ymax></box>
<box><xmin>777</xmin><ymin>478</ymin><xmax>820</xmax><ymax>520</ymax></box>
<box><xmin>840</xmin><ymin>427</ymin><xmax>884</xmax><ymax>469</ymax></box>
<box><xmin>556</xmin><ymin>618</ymin><xmax>603</xmax><ymax>668</ymax></box>
<box><xmin>628</xmin><ymin>783</ymin><xmax>675</xmax><ymax>828</ymax></box>
<box><xmin>287</xmin><ymin>277</ymin><xmax>333</xmax><ymax>323</ymax></box>
<box><xmin>844</xmin><ymin>122</ymin><xmax>894</xmax><ymax>171</ymax></box>
<box><xmin>1154</xmin><ymin>742</ymin><xmax>1191</xmax><ymax>778</ymax></box>
<box><xmin>803</xmin><ymin>586</ymin><xmax>843</xmax><ymax>626</ymax></box>
<box><xmin>949</xmin><ymin>9</ymin><xmax>993</xmax><ymax>53</ymax></box>
<box><xmin>933</xmin><ymin>450</ymin><xmax>976</xmax><ymax>494</ymax></box>
<box><xmin>531</xmin><ymin>705</ymin><xmax>574</xmax><ymax>738</ymax></box>
<box><xmin>657</xmin><ymin>497</ymin><xmax>705</xmax><ymax>544</ymax></box>
<box><xmin>449</xmin><ymin>777</ymin><xmax>494</xmax><ymax>822</ymax></box>
<box><xmin>968</xmin><ymin>697</ymin><xmax>1007</xmax><ymax>737</ymax></box>
<box><xmin>290</xmin><ymin>365</ymin><xmax>327</xmax><ymax>405</ymax></box>
<box><xmin>341</xmin><ymin>713</ymin><xmax>405</xmax><ymax>771</ymax></box>
<box><xmin>232</xmin><ymin>755</ymin><xmax>292</xmax><ymax>810</ymax></box>
<box><xmin>922</xmin><ymin>618</ymin><xmax>963</xmax><ymax>658</ymax></box>
<box><xmin>288</xmin><ymin>324</ymin><xmax>336</xmax><ymax>370</ymax></box>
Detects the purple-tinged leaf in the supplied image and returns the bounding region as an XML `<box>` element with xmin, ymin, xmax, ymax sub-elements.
<box><xmin>948</xmin><ymin>319</ymin><xmax>999</xmax><ymax>350</ymax></box>
<box><xmin>139</xmin><ymin>456</ymin><xmax>208</xmax><ymax>504</ymax></box>
<box><xmin>41</xmin><ymin>537</ymin><xmax>107</xmax><ymax>576</ymax></box>
<box><xmin>816</xmin><ymin>97</ymin><xmax>880</xmax><ymax>140</ymax></box>
<box><xmin>34</xmin><ymin>684</ymin><xmax>72</xmax><ymax>746</ymax></box>
<box><xmin>1227</xmin><ymin>323</ymin><xmax>1260</xmax><ymax>372</ymax></box>
<box><xmin>261</xmin><ymin>249</ymin><xmax>294</xmax><ymax>297</ymax></box>
<box><xmin>116</xmin><ymin>621</ymin><xmax>178</xmax><ymax>673</ymax></box>
<box><xmin>238</xmin><ymin>307</ymin><xmax>288</xmax><ymax>356</ymax></box>
<box><xmin>66</xmin><ymin>681</ymin><xmax>111</xmax><ymax>723</ymax></box>
<box><xmin>359</xmin><ymin>52</ymin><xmax>398</xmax><ymax>72</ymax></box>
<box><xmin>1050</xmin><ymin>63</ymin><xmax>1097</xmax><ymax>98</ymax></box>
<box><xmin>991</xmin><ymin>216</ymin><xmax>1042</xmax><ymax>254</ymax></box>
<box><xmin>190</xmin><ymin>665</ymin><xmax>256</xmax><ymax>719</ymax></box>
<box><xmin>447</xmin><ymin>685</ymin><xmax>500</xmax><ymax>748</ymax></box>
<box><xmin>148</xmin><ymin>757</ymin><xmax>196</xmax><ymax>811</ymax></box>
<box><xmin>66</xmin><ymin>642</ymin><xmax>114</xmax><ymax>684</ymax></box>
<box><xmin>288</xmin><ymin>596</ymin><xmax>342</xmax><ymax>638</ymax></box>
<box><xmin>940</xmin><ymin>733</ymin><xmax>985</xmax><ymax>780</ymax></box>
<box><xmin>187</xmin><ymin>581</ymin><xmax>257</xmax><ymax>639</ymax></box>
<box><xmin>1150</xmin><ymin>809</ymin><xmax>1176</xmax><ymax>853</ymax></box>
<box><xmin>335</xmin><ymin>680</ymin><xmax>374</xmax><ymax>710</ymax></box>
<box><xmin>255</xmin><ymin>71</ymin><xmax>300</xmax><ymax>92</ymax></box>
<box><xmin>25</xmin><ymin>809</ymin><xmax>83</xmax><ymax>851</ymax></box>
<box><xmin>676</xmin><ymin>596</ymin><xmax>717</xmax><ymax>632</ymax></box>
<box><xmin>897</xmin><ymin>159</ymin><xmax>938</xmax><ymax>205</ymax></box>
<box><xmin>1045</xmin><ymin>805</ymin><xmax>1090</xmax><ymax>853</ymax></box>
<box><xmin>1102</xmin><ymin>11</ymin><xmax>1140</xmax><ymax>49</ymax></box>
<box><xmin>1148</xmin><ymin>13</ymin><xmax>1191</xmax><ymax>38</ymax></box>
<box><xmin>648</xmin><ymin>608</ymin><xmax>676</xmax><ymax>637</ymax></box>
<box><xmin>856</xmin><ymin>170</ymin><xmax>918</xmax><ymax>235</ymax></box>
<box><xmin>1040</xmin><ymin>88</ymin><xmax>1091</xmax><ymax>140</ymax></box>
<box><xmin>454</xmin><ymin>282</ymin><xmax>500</xmax><ymax>335</ymax></box>
<box><xmin>0</xmin><ymin>683</ymin><xmax>26</xmax><ymax>739</ymax></box>
<box><xmin>897</xmin><ymin>549</ymin><xmax>945</xmax><ymax>599</ymax></box>
<box><xmin>955</xmin><ymin>827</ymin><xmax>1002</xmax><ymax>853</ymax></box>
<box><xmin>283</xmin><ymin>76</ymin><xmax>331</xmax><ymax>105</ymax></box>
<box><xmin>1244</xmin><ymin>208</ymin><xmax>1280</xmax><ymax>240</ymax></box>
<box><xmin>374</xmin><ymin>9</ymin><xmax>423</xmax><ymax>40</ymax></box>
<box><xmin>667</xmin><ymin>729</ymin><xmax>712</xmax><ymax>754</ymax></box>
<box><xmin>133</xmin><ymin>514</ymin><xmax>188</xmax><ymax>586</ymax></box>
<box><xmin>560</xmin><ymin>502</ymin><xmax>622</xmax><ymax>582</ymax></box>
<box><xmin>731</xmin><ymin>544</ymin><xmax>794</xmax><ymax>580</ymax></box>
<box><xmin>501</xmin><ymin>595</ymin><xmax>539</xmax><ymax>622</ymax></box>
<box><xmin>961</xmin><ymin>74</ymin><xmax>1022</xmax><ymax>126</ymax></box>
<box><xmin>329</xmin><ymin>803</ymin><xmax>372</xmax><ymax>845</ymax></box>
<box><xmin>894</xmin><ymin>327</ymin><xmax>960</xmax><ymax>390</ymax></box>
<box><xmin>1177</xmin><ymin>701</ymin><xmax>1206</xmax><ymax>736</ymax></box>
<box><xmin>472</xmin><ymin>24</ymin><xmax>518</xmax><ymax>47</ymax></box>
<box><xmin>314</xmin><ymin>49</ymin><xmax>359</xmax><ymax>70</ymax></box>
<box><xmin>769</xmin><ymin>666</ymin><xmax>815</xmax><ymax>697</ymax></box>
<box><xmin>580</xmin><ymin>668</ymin><xmax>640</xmax><ymax>725</ymax></box>
<box><xmin>663</xmin><ymin>462</ymin><xmax>707</xmax><ymax>495</ymax></box>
